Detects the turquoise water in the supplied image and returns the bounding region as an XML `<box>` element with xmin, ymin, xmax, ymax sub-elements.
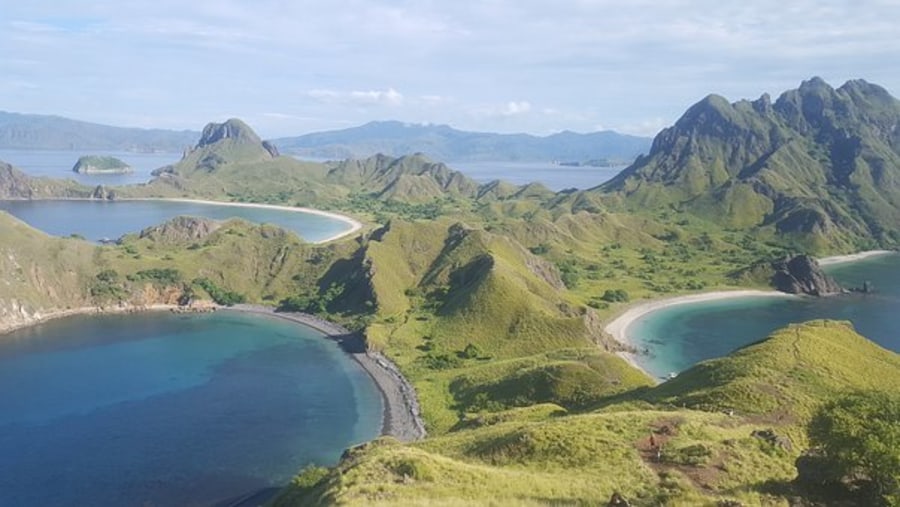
<box><xmin>448</xmin><ymin>161</ymin><xmax>625</xmax><ymax>190</ymax></box>
<box><xmin>0</xmin><ymin>199</ymin><xmax>350</xmax><ymax>243</ymax></box>
<box><xmin>628</xmin><ymin>254</ymin><xmax>900</xmax><ymax>379</ymax></box>
<box><xmin>0</xmin><ymin>311</ymin><xmax>382</xmax><ymax>506</ymax></box>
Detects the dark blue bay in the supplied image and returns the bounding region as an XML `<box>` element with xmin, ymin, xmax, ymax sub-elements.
<box><xmin>0</xmin><ymin>311</ymin><xmax>382</xmax><ymax>506</ymax></box>
<box><xmin>628</xmin><ymin>254</ymin><xmax>900</xmax><ymax>379</ymax></box>
<box><xmin>0</xmin><ymin>199</ymin><xmax>350</xmax><ymax>243</ymax></box>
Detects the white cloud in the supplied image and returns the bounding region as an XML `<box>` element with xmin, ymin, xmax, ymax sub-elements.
<box><xmin>501</xmin><ymin>101</ymin><xmax>532</xmax><ymax>116</ymax></box>
<box><xmin>308</xmin><ymin>88</ymin><xmax>404</xmax><ymax>107</ymax></box>
<box><xmin>2</xmin><ymin>0</ymin><xmax>900</xmax><ymax>137</ymax></box>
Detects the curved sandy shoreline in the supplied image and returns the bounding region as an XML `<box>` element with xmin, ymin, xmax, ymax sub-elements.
<box><xmin>817</xmin><ymin>249</ymin><xmax>894</xmax><ymax>266</ymax></box>
<box><xmin>605</xmin><ymin>249</ymin><xmax>898</xmax><ymax>379</ymax></box>
<box><xmin>122</xmin><ymin>197</ymin><xmax>363</xmax><ymax>244</ymax></box>
<box><xmin>604</xmin><ymin>290</ymin><xmax>798</xmax><ymax>379</ymax></box>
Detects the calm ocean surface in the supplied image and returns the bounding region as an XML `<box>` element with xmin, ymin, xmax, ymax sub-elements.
<box><xmin>0</xmin><ymin>149</ymin><xmax>623</xmax><ymax>192</ymax></box>
<box><xmin>447</xmin><ymin>161</ymin><xmax>625</xmax><ymax>190</ymax></box>
<box><xmin>0</xmin><ymin>199</ymin><xmax>350</xmax><ymax>243</ymax></box>
<box><xmin>0</xmin><ymin>149</ymin><xmax>179</xmax><ymax>186</ymax></box>
<box><xmin>628</xmin><ymin>254</ymin><xmax>900</xmax><ymax>379</ymax></box>
<box><xmin>0</xmin><ymin>311</ymin><xmax>382</xmax><ymax>506</ymax></box>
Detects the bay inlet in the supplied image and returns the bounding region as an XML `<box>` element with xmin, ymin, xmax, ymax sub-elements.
<box><xmin>618</xmin><ymin>253</ymin><xmax>900</xmax><ymax>380</ymax></box>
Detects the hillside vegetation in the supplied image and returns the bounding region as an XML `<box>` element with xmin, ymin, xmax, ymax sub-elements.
<box><xmin>591</xmin><ymin>78</ymin><xmax>900</xmax><ymax>252</ymax></box>
<box><xmin>278</xmin><ymin>321</ymin><xmax>900</xmax><ymax>506</ymax></box>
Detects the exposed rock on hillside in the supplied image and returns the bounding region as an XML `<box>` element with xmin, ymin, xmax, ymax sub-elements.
<box><xmin>91</xmin><ymin>185</ymin><xmax>116</xmax><ymax>200</ymax></box>
<box><xmin>770</xmin><ymin>255</ymin><xmax>843</xmax><ymax>296</ymax></box>
<box><xmin>138</xmin><ymin>216</ymin><xmax>222</xmax><ymax>243</ymax></box>
<box><xmin>0</xmin><ymin>162</ymin><xmax>35</xmax><ymax>198</ymax></box>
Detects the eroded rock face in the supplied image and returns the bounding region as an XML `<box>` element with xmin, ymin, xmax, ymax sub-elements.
<box><xmin>0</xmin><ymin>162</ymin><xmax>35</xmax><ymax>198</ymax></box>
<box><xmin>138</xmin><ymin>216</ymin><xmax>222</xmax><ymax>244</ymax></box>
<box><xmin>771</xmin><ymin>255</ymin><xmax>843</xmax><ymax>296</ymax></box>
<box><xmin>197</xmin><ymin>118</ymin><xmax>262</xmax><ymax>147</ymax></box>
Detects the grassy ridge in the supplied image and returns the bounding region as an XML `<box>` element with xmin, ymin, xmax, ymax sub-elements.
<box><xmin>280</xmin><ymin>320</ymin><xmax>900</xmax><ymax>506</ymax></box>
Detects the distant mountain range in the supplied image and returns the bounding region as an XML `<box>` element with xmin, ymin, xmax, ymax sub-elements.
<box><xmin>0</xmin><ymin>111</ymin><xmax>199</xmax><ymax>152</ymax></box>
<box><xmin>0</xmin><ymin>112</ymin><xmax>650</xmax><ymax>164</ymax></box>
<box><xmin>272</xmin><ymin>121</ymin><xmax>652</xmax><ymax>163</ymax></box>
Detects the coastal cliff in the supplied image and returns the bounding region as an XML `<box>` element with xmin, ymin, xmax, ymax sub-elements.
<box><xmin>770</xmin><ymin>255</ymin><xmax>843</xmax><ymax>296</ymax></box>
<box><xmin>733</xmin><ymin>254</ymin><xmax>844</xmax><ymax>296</ymax></box>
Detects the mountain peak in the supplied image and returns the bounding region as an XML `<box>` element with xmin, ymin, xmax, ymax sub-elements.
<box><xmin>197</xmin><ymin>118</ymin><xmax>261</xmax><ymax>147</ymax></box>
<box><xmin>798</xmin><ymin>76</ymin><xmax>832</xmax><ymax>94</ymax></box>
<box><xmin>597</xmin><ymin>77</ymin><xmax>900</xmax><ymax>246</ymax></box>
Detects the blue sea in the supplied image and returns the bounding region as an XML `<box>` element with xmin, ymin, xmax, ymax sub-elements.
<box><xmin>627</xmin><ymin>254</ymin><xmax>900</xmax><ymax>379</ymax></box>
<box><xmin>0</xmin><ymin>311</ymin><xmax>382</xmax><ymax>506</ymax></box>
<box><xmin>0</xmin><ymin>149</ymin><xmax>179</xmax><ymax>186</ymax></box>
<box><xmin>0</xmin><ymin>199</ymin><xmax>350</xmax><ymax>243</ymax></box>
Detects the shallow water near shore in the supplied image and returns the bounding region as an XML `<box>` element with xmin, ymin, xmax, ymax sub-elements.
<box><xmin>629</xmin><ymin>254</ymin><xmax>900</xmax><ymax>379</ymax></box>
<box><xmin>0</xmin><ymin>199</ymin><xmax>350</xmax><ymax>243</ymax></box>
<box><xmin>0</xmin><ymin>311</ymin><xmax>382</xmax><ymax>506</ymax></box>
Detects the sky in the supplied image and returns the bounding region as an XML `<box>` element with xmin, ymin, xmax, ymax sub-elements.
<box><xmin>2</xmin><ymin>1</ymin><xmax>899</xmax><ymax>139</ymax></box>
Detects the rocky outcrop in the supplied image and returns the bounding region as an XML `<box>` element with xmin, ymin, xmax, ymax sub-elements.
<box><xmin>0</xmin><ymin>162</ymin><xmax>35</xmax><ymax>198</ymax></box>
<box><xmin>770</xmin><ymin>255</ymin><xmax>843</xmax><ymax>296</ymax></box>
<box><xmin>197</xmin><ymin>118</ymin><xmax>263</xmax><ymax>147</ymax></box>
<box><xmin>137</xmin><ymin>216</ymin><xmax>222</xmax><ymax>244</ymax></box>
<box><xmin>91</xmin><ymin>185</ymin><xmax>116</xmax><ymax>200</ymax></box>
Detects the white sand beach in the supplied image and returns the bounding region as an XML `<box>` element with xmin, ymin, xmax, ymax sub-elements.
<box><xmin>604</xmin><ymin>290</ymin><xmax>794</xmax><ymax>347</ymax></box>
<box><xmin>817</xmin><ymin>249</ymin><xmax>894</xmax><ymax>266</ymax></box>
<box><xmin>604</xmin><ymin>290</ymin><xmax>797</xmax><ymax>378</ymax></box>
<box><xmin>124</xmin><ymin>197</ymin><xmax>364</xmax><ymax>244</ymax></box>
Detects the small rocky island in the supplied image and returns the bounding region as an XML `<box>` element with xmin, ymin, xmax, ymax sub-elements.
<box><xmin>72</xmin><ymin>155</ymin><xmax>133</xmax><ymax>174</ymax></box>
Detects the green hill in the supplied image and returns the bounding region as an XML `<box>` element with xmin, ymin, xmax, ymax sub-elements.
<box><xmin>592</xmin><ymin>78</ymin><xmax>900</xmax><ymax>252</ymax></box>
<box><xmin>276</xmin><ymin>320</ymin><xmax>900</xmax><ymax>506</ymax></box>
<box><xmin>0</xmin><ymin>161</ymin><xmax>97</xmax><ymax>198</ymax></box>
<box><xmin>135</xmin><ymin>119</ymin><xmax>556</xmax><ymax>210</ymax></box>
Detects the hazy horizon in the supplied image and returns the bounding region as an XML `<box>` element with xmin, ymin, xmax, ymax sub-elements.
<box><xmin>2</xmin><ymin>1</ymin><xmax>898</xmax><ymax>139</ymax></box>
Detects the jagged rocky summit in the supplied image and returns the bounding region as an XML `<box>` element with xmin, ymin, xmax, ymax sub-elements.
<box><xmin>196</xmin><ymin>119</ymin><xmax>279</xmax><ymax>158</ymax></box>
<box><xmin>153</xmin><ymin>118</ymin><xmax>279</xmax><ymax>176</ymax></box>
<box><xmin>597</xmin><ymin>77</ymin><xmax>900</xmax><ymax>249</ymax></box>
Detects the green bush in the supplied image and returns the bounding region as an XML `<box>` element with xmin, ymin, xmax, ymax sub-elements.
<box><xmin>808</xmin><ymin>391</ymin><xmax>900</xmax><ymax>506</ymax></box>
<box><xmin>193</xmin><ymin>277</ymin><xmax>246</xmax><ymax>306</ymax></box>
<box><xmin>600</xmin><ymin>289</ymin><xmax>630</xmax><ymax>303</ymax></box>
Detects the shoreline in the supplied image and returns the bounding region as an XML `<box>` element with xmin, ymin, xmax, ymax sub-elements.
<box><xmin>2</xmin><ymin>196</ymin><xmax>364</xmax><ymax>244</ymax></box>
<box><xmin>121</xmin><ymin>197</ymin><xmax>363</xmax><ymax>244</ymax></box>
<box><xmin>817</xmin><ymin>249</ymin><xmax>895</xmax><ymax>266</ymax></box>
<box><xmin>225</xmin><ymin>304</ymin><xmax>427</xmax><ymax>443</ymax></box>
<box><xmin>604</xmin><ymin>290</ymin><xmax>797</xmax><ymax>380</ymax></box>
<box><xmin>0</xmin><ymin>303</ymin><xmax>182</xmax><ymax>336</ymax></box>
<box><xmin>123</xmin><ymin>198</ymin><xmax>364</xmax><ymax>244</ymax></box>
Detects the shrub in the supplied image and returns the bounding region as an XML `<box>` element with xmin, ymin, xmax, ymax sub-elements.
<box><xmin>601</xmin><ymin>289</ymin><xmax>630</xmax><ymax>303</ymax></box>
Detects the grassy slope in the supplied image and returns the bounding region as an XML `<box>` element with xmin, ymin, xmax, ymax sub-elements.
<box><xmin>279</xmin><ymin>320</ymin><xmax>900</xmax><ymax>506</ymax></box>
<box><xmin>0</xmin><ymin>211</ymin><xmax>98</xmax><ymax>319</ymax></box>
<box><xmin>358</xmin><ymin>218</ymin><xmax>653</xmax><ymax>433</ymax></box>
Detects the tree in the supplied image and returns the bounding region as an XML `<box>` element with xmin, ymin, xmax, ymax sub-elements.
<box><xmin>808</xmin><ymin>391</ymin><xmax>900</xmax><ymax>506</ymax></box>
